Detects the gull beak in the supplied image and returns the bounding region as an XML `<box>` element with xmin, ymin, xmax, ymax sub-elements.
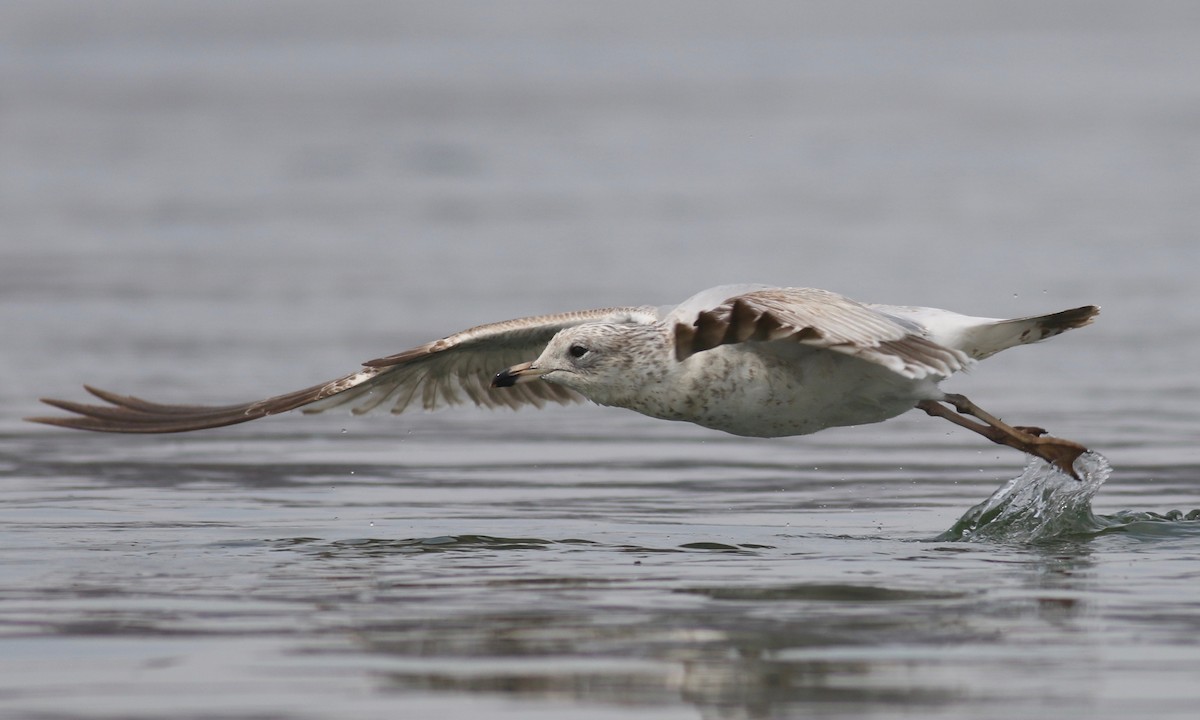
<box><xmin>491</xmin><ymin>361</ymin><xmax>547</xmax><ymax>388</ymax></box>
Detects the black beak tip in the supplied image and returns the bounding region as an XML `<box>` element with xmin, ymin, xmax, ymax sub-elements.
<box><xmin>491</xmin><ymin>369</ymin><xmax>516</xmax><ymax>388</ymax></box>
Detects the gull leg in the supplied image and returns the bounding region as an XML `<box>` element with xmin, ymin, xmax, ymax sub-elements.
<box><xmin>1013</xmin><ymin>425</ymin><xmax>1048</xmax><ymax>437</ymax></box>
<box><xmin>917</xmin><ymin>393</ymin><xmax>1087</xmax><ymax>480</ymax></box>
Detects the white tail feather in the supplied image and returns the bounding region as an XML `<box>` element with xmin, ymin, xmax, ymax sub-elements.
<box><xmin>957</xmin><ymin>306</ymin><xmax>1099</xmax><ymax>360</ymax></box>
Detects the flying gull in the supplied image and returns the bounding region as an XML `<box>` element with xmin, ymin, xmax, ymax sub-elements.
<box><xmin>28</xmin><ymin>284</ymin><xmax>1098</xmax><ymax>478</ymax></box>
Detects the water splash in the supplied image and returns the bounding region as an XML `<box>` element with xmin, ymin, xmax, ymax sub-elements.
<box><xmin>937</xmin><ymin>452</ymin><xmax>1111</xmax><ymax>543</ymax></box>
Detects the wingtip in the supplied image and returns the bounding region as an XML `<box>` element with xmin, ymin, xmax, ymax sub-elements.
<box><xmin>34</xmin><ymin>397</ymin><xmax>79</xmax><ymax>413</ymax></box>
<box><xmin>24</xmin><ymin>414</ymin><xmax>84</xmax><ymax>429</ymax></box>
<box><xmin>82</xmin><ymin>384</ymin><xmax>110</xmax><ymax>400</ymax></box>
<box><xmin>31</xmin><ymin>384</ymin><xmax>118</xmax><ymax>410</ymax></box>
<box><xmin>26</xmin><ymin>392</ymin><xmax>84</xmax><ymax>427</ymax></box>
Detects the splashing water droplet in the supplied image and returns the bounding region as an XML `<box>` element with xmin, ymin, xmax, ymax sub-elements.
<box><xmin>937</xmin><ymin>452</ymin><xmax>1111</xmax><ymax>543</ymax></box>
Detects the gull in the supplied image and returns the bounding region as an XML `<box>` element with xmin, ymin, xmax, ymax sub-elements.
<box><xmin>28</xmin><ymin>284</ymin><xmax>1098</xmax><ymax>477</ymax></box>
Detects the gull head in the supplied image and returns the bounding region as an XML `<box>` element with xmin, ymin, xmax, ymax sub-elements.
<box><xmin>491</xmin><ymin>323</ymin><xmax>668</xmax><ymax>406</ymax></box>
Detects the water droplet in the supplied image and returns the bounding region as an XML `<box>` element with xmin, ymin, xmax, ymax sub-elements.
<box><xmin>341</xmin><ymin>428</ymin><xmax>347</xmax><ymax>434</ymax></box>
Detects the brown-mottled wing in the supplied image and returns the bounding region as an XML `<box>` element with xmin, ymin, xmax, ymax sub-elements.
<box><xmin>673</xmin><ymin>287</ymin><xmax>970</xmax><ymax>379</ymax></box>
<box><xmin>28</xmin><ymin>306</ymin><xmax>660</xmax><ymax>433</ymax></box>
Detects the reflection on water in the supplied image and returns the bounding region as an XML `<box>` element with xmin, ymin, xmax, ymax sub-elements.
<box><xmin>288</xmin><ymin>535</ymin><xmax>781</xmax><ymax>557</ymax></box>
<box><xmin>322</xmin><ymin>535</ymin><xmax>1099</xmax><ymax>716</ymax></box>
<box><xmin>257</xmin><ymin>464</ymin><xmax>1197</xmax><ymax>718</ymax></box>
<box><xmin>342</xmin><ymin>581</ymin><xmax>987</xmax><ymax>712</ymax></box>
<box><xmin>236</xmin><ymin>455</ymin><xmax>1200</xmax><ymax>719</ymax></box>
<box><xmin>3</xmin><ymin>441</ymin><xmax>1199</xmax><ymax>719</ymax></box>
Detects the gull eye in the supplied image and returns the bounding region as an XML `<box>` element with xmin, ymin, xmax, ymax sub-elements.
<box><xmin>568</xmin><ymin>344</ymin><xmax>589</xmax><ymax>359</ymax></box>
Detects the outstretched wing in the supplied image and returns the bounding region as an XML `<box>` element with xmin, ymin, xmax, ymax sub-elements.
<box><xmin>673</xmin><ymin>287</ymin><xmax>969</xmax><ymax>379</ymax></box>
<box><xmin>28</xmin><ymin>306</ymin><xmax>660</xmax><ymax>433</ymax></box>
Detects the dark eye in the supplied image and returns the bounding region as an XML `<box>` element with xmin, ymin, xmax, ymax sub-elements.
<box><xmin>568</xmin><ymin>344</ymin><xmax>589</xmax><ymax>358</ymax></box>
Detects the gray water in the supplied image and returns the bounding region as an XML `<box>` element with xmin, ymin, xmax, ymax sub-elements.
<box><xmin>2</xmin><ymin>2</ymin><xmax>1199</xmax><ymax>718</ymax></box>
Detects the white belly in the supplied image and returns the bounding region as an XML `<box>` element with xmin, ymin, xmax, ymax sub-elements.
<box><xmin>620</xmin><ymin>344</ymin><xmax>938</xmax><ymax>438</ymax></box>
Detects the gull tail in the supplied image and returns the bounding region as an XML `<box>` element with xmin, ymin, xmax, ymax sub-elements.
<box><xmin>961</xmin><ymin>305</ymin><xmax>1099</xmax><ymax>361</ymax></box>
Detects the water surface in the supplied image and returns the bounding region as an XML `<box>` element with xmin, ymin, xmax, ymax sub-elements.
<box><xmin>2</xmin><ymin>2</ymin><xmax>1199</xmax><ymax>719</ymax></box>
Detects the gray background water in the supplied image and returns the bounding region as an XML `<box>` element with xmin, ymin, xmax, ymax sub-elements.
<box><xmin>2</xmin><ymin>1</ymin><xmax>1199</xmax><ymax>718</ymax></box>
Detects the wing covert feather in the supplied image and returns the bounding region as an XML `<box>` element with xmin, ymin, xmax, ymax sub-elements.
<box><xmin>673</xmin><ymin>288</ymin><xmax>969</xmax><ymax>379</ymax></box>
